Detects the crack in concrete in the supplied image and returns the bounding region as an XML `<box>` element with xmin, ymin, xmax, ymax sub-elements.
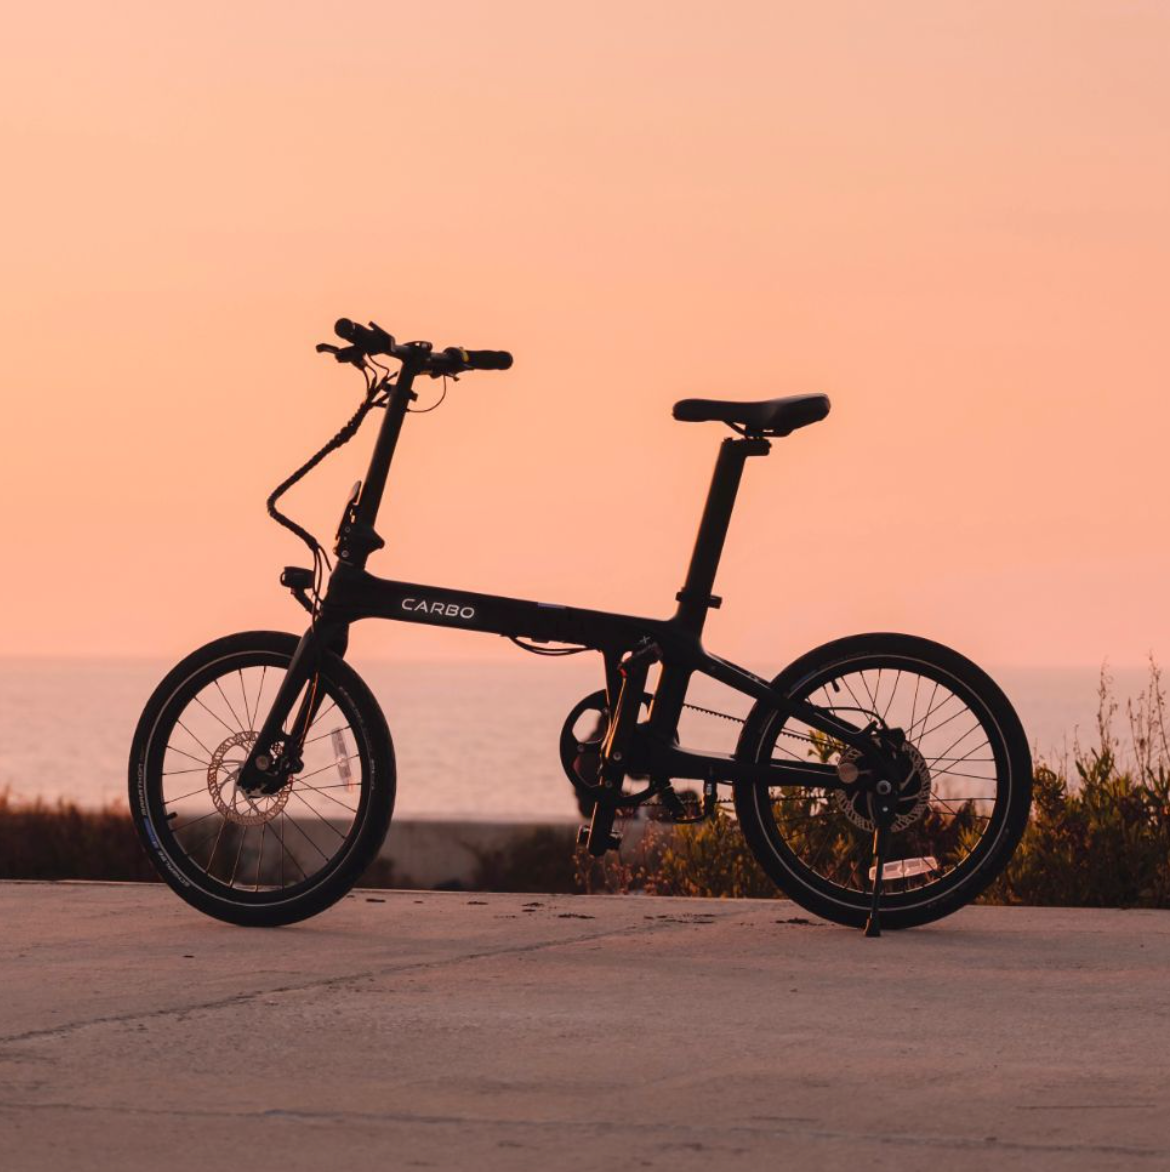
<box><xmin>0</xmin><ymin>918</ymin><xmax>682</xmax><ymax>1048</ymax></box>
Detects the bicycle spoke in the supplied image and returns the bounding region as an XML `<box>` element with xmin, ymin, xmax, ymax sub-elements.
<box><xmin>254</xmin><ymin>822</ymin><xmax>268</xmax><ymax>890</ymax></box>
<box><xmin>918</xmin><ymin>703</ymin><xmax>976</xmax><ymax>743</ymax></box>
<box><xmin>276</xmin><ymin>811</ymin><xmax>309</xmax><ymax>883</ymax></box>
<box><xmin>238</xmin><ymin>669</ymin><xmax>253</xmax><ymax>731</ymax></box>
<box><xmin>173</xmin><ymin>723</ymin><xmax>216</xmax><ymax>759</ymax></box>
<box><xmin>308</xmin><ymin>700</ymin><xmax>338</xmax><ymax>732</ymax></box>
<box><xmin>928</xmin><ymin>739</ymin><xmax>992</xmax><ymax>770</ymax></box>
<box><xmin>288</xmin><ymin>789</ymin><xmax>347</xmax><ymax>838</ymax></box>
<box><xmin>188</xmin><ymin>701</ymin><xmax>235</xmax><ymax>742</ymax></box>
<box><xmin>908</xmin><ymin>672</ymin><xmax>922</xmax><ymax>742</ymax></box>
<box><xmin>173</xmin><ymin>807</ymin><xmax>220</xmax><ymax>832</ymax></box>
<box><xmin>293</xmin><ymin>779</ymin><xmax>358</xmax><ymax>815</ymax></box>
<box><xmin>182</xmin><ymin>820</ymin><xmax>224</xmax><ymax>861</ymax></box>
<box><xmin>253</xmin><ymin>666</ymin><xmax>268</xmax><ymax>731</ymax></box>
<box><xmin>928</xmin><ymin>724</ymin><xmax>986</xmax><ymax>768</ymax></box>
<box><xmin>858</xmin><ymin>671</ymin><xmax>880</xmax><ymax>714</ymax></box>
<box><xmin>905</xmin><ymin>681</ymin><xmax>947</xmax><ymax>736</ymax></box>
<box><xmin>295</xmin><ymin>754</ymin><xmax>359</xmax><ymax>785</ymax></box>
<box><xmin>202</xmin><ymin>818</ymin><xmax>228</xmax><ymax>875</ymax></box>
<box><xmin>228</xmin><ymin>824</ymin><xmax>248</xmax><ymax>887</ymax></box>
<box><xmin>214</xmin><ymin>678</ymin><xmax>247</xmax><ymax>735</ymax></box>
<box><xmin>839</xmin><ymin>675</ymin><xmax>871</xmax><ymax>719</ymax></box>
<box><xmin>165</xmin><ymin>784</ymin><xmax>214</xmax><ymax>805</ymax></box>
<box><xmin>881</xmin><ymin>669</ymin><xmax>902</xmax><ymax>724</ymax></box>
<box><xmin>278</xmin><ymin>808</ymin><xmax>332</xmax><ymax>861</ymax></box>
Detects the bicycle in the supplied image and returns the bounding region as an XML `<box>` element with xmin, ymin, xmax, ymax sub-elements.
<box><xmin>129</xmin><ymin>319</ymin><xmax>1033</xmax><ymax>934</ymax></box>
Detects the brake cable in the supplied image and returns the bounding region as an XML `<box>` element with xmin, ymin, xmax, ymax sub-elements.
<box><xmin>508</xmin><ymin>636</ymin><xmax>588</xmax><ymax>657</ymax></box>
<box><xmin>266</xmin><ymin>364</ymin><xmax>390</xmax><ymax>611</ymax></box>
<box><xmin>407</xmin><ymin>373</ymin><xmax>449</xmax><ymax>414</ymax></box>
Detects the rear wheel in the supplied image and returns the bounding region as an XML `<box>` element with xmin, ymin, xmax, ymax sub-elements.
<box><xmin>129</xmin><ymin>631</ymin><xmax>395</xmax><ymax>926</ymax></box>
<box><xmin>733</xmin><ymin>633</ymin><xmax>1031</xmax><ymax>930</ymax></box>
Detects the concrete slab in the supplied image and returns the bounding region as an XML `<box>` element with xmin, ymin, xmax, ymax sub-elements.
<box><xmin>1</xmin><ymin>882</ymin><xmax>1168</xmax><ymax>1171</ymax></box>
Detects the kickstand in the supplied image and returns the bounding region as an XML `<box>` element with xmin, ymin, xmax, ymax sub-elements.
<box><xmin>864</xmin><ymin>820</ymin><xmax>892</xmax><ymax>938</ymax></box>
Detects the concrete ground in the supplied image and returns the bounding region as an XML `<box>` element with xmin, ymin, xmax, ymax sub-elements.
<box><xmin>1</xmin><ymin>883</ymin><xmax>1167</xmax><ymax>1171</ymax></box>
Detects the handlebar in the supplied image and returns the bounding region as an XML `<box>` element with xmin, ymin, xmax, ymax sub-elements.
<box><xmin>317</xmin><ymin>318</ymin><xmax>512</xmax><ymax>377</ymax></box>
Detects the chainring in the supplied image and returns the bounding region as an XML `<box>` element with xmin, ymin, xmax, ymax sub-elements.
<box><xmin>558</xmin><ymin>689</ymin><xmax>656</xmax><ymax>795</ymax></box>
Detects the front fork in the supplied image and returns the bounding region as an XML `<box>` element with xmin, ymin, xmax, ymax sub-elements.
<box><xmin>236</xmin><ymin>619</ymin><xmax>348</xmax><ymax>796</ymax></box>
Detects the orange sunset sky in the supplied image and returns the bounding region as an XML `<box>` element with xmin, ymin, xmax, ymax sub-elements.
<box><xmin>1</xmin><ymin>1</ymin><xmax>1167</xmax><ymax>669</ymax></box>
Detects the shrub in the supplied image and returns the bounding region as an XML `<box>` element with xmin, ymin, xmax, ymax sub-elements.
<box><xmin>0</xmin><ymin>791</ymin><xmax>158</xmax><ymax>882</ymax></box>
<box><xmin>620</xmin><ymin>664</ymin><xmax>1170</xmax><ymax>908</ymax></box>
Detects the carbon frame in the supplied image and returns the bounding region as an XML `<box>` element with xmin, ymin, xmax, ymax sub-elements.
<box><xmin>317</xmin><ymin>563</ymin><xmax>860</xmax><ymax>790</ymax></box>
<box><xmin>240</xmin><ymin>354</ymin><xmax>866</xmax><ymax>797</ymax></box>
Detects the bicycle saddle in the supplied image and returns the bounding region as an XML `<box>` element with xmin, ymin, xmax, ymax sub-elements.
<box><xmin>672</xmin><ymin>393</ymin><xmax>830</xmax><ymax>437</ymax></box>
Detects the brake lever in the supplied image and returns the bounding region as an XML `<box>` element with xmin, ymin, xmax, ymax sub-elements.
<box><xmin>367</xmin><ymin>321</ymin><xmax>395</xmax><ymax>351</ymax></box>
<box><xmin>315</xmin><ymin>342</ymin><xmax>364</xmax><ymax>366</ymax></box>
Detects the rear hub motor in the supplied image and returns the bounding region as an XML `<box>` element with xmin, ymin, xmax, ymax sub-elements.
<box><xmin>833</xmin><ymin>742</ymin><xmax>931</xmax><ymax>833</ymax></box>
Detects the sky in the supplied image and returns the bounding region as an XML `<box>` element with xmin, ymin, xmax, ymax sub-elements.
<box><xmin>1</xmin><ymin>1</ymin><xmax>1168</xmax><ymax>670</ymax></box>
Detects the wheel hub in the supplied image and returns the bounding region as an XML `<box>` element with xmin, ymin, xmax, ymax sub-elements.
<box><xmin>833</xmin><ymin>742</ymin><xmax>931</xmax><ymax>833</ymax></box>
<box><xmin>207</xmin><ymin>731</ymin><xmax>291</xmax><ymax>826</ymax></box>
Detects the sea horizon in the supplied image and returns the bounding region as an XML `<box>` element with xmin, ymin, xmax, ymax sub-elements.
<box><xmin>0</xmin><ymin>656</ymin><xmax>1158</xmax><ymax>819</ymax></box>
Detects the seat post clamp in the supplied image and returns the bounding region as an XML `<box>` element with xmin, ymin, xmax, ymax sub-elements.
<box><xmin>675</xmin><ymin>589</ymin><xmax>722</xmax><ymax>609</ymax></box>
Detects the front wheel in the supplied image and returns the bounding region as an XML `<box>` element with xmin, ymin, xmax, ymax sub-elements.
<box><xmin>733</xmin><ymin>633</ymin><xmax>1032</xmax><ymax>930</ymax></box>
<box><xmin>129</xmin><ymin>631</ymin><xmax>395</xmax><ymax>926</ymax></box>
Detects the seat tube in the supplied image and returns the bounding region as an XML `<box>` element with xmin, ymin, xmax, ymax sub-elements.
<box><xmin>673</xmin><ymin>436</ymin><xmax>770</xmax><ymax>633</ymax></box>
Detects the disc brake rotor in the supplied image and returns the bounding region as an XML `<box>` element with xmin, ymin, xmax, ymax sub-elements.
<box><xmin>833</xmin><ymin>742</ymin><xmax>932</xmax><ymax>833</ymax></box>
<box><xmin>207</xmin><ymin>731</ymin><xmax>290</xmax><ymax>826</ymax></box>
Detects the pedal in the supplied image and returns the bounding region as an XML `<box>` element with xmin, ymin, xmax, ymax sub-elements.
<box><xmin>656</xmin><ymin>786</ymin><xmax>689</xmax><ymax>820</ymax></box>
<box><xmin>703</xmin><ymin>778</ymin><xmax>718</xmax><ymax>819</ymax></box>
<box><xmin>576</xmin><ymin>823</ymin><xmax>622</xmax><ymax>855</ymax></box>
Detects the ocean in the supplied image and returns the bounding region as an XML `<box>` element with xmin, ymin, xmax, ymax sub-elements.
<box><xmin>0</xmin><ymin>657</ymin><xmax>1153</xmax><ymax>819</ymax></box>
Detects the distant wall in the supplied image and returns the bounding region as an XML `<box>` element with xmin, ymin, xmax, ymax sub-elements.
<box><xmin>374</xmin><ymin>818</ymin><xmax>655</xmax><ymax>890</ymax></box>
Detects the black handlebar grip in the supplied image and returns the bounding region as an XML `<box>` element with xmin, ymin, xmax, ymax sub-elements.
<box><xmin>335</xmin><ymin>318</ymin><xmax>395</xmax><ymax>356</ymax></box>
<box><xmin>463</xmin><ymin>350</ymin><xmax>513</xmax><ymax>371</ymax></box>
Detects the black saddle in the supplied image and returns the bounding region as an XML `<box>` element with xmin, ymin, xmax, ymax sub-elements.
<box><xmin>672</xmin><ymin>393</ymin><xmax>830</xmax><ymax>437</ymax></box>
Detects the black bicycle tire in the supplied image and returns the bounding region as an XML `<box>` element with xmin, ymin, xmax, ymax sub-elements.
<box><xmin>128</xmin><ymin>630</ymin><xmax>395</xmax><ymax>927</ymax></box>
<box><xmin>733</xmin><ymin>633</ymin><xmax>1032</xmax><ymax>930</ymax></box>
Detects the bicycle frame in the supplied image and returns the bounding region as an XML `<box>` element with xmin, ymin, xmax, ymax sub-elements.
<box><xmin>239</xmin><ymin>356</ymin><xmax>870</xmax><ymax>798</ymax></box>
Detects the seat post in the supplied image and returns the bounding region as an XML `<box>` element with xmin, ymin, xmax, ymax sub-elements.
<box><xmin>673</xmin><ymin>435</ymin><xmax>771</xmax><ymax>634</ymax></box>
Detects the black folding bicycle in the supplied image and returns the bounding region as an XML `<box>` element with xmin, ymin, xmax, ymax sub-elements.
<box><xmin>130</xmin><ymin>319</ymin><xmax>1033</xmax><ymax>934</ymax></box>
